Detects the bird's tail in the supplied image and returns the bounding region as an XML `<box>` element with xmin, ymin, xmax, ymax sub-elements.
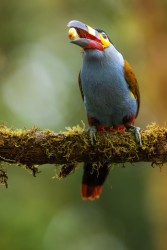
<box><xmin>81</xmin><ymin>162</ymin><xmax>109</xmax><ymax>200</ymax></box>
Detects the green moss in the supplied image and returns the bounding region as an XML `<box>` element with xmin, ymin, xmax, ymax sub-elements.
<box><xmin>55</xmin><ymin>163</ymin><xmax>77</xmax><ymax>179</ymax></box>
<box><xmin>0</xmin><ymin>122</ymin><xmax>166</xmax><ymax>183</ymax></box>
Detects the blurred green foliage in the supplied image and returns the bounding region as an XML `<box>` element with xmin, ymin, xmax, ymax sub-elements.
<box><xmin>0</xmin><ymin>0</ymin><xmax>167</xmax><ymax>249</ymax></box>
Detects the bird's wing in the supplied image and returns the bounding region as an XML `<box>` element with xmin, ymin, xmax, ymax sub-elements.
<box><xmin>124</xmin><ymin>60</ymin><xmax>140</xmax><ymax>118</ymax></box>
<box><xmin>78</xmin><ymin>72</ymin><xmax>84</xmax><ymax>101</ymax></box>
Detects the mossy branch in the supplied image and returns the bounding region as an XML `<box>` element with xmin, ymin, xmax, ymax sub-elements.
<box><xmin>0</xmin><ymin>123</ymin><xmax>167</xmax><ymax>186</ymax></box>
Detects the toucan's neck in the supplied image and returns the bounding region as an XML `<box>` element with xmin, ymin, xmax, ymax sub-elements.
<box><xmin>82</xmin><ymin>48</ymin><xmax>104</xmax><ymax>61</ymax></box>
<box><xmin>82</xmin><ymin>45</ymin><xmax>124</xmax><ymax>68</ymax></box>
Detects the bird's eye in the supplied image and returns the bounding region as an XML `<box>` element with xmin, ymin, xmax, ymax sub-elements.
<box><xmin>101</xmin><ymin>32</ymin><xmax>108</xmax><ymax>39</ymax></box>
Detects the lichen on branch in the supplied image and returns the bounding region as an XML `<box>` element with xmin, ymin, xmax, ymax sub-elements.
<box><xmin>0</xmin><ymin>123</ymin><xmax>167</xmax><ymax>187</ymax></box>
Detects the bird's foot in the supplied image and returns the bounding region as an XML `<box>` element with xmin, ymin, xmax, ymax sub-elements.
<box><xmin>87</xmin><ymin>126</ymin><xmax>97</xmax><ymax>145</ymax></box>
<box><xmin>127</xmin><ymin>125</ymin><xmax>142</xmax><ymax>147</ymax></box>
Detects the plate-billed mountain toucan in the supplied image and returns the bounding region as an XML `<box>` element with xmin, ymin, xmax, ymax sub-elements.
<box><xmin>67</xmin><ymin>20</ymin><xmax>141</xmax><ymax>200</ymax></box>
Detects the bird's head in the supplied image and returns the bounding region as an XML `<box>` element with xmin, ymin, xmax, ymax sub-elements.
<box><xmin>67</xmin><ymin>20</ymin><xmax>111</xmax><ymax>51</ymax></box>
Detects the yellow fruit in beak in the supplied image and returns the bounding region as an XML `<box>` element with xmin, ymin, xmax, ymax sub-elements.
<box><xmin>68</xmin><ymin>28</ymin><xmax>79</xmax><ymax>40</ymax></box>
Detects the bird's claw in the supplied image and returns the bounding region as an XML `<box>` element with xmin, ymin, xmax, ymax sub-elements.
<box><xmin>127</xmin><ymin>126</ymin><xmax>142</xmax><ymax>147</ymax></box>
<box><xmin>87</xmin><ymin>126</ymin><xmax>97</xmax><ymax>145</ymax></box>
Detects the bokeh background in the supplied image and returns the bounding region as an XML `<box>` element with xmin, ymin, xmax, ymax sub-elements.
<box><xmin>0</xmin><ymin>0</ymin><xmax>167</xmax><ymax>249</ymax></box>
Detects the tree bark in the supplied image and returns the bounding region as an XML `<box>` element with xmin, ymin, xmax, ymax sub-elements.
<box><xmin>0</xmin><ymin>123</ymin><xmax>166</xmax><ymax>186</ymax></box>
<box><xmin>0</xmin><ymin>123</ymin><xmax>166</xmax><ymax>166</ymax></box>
